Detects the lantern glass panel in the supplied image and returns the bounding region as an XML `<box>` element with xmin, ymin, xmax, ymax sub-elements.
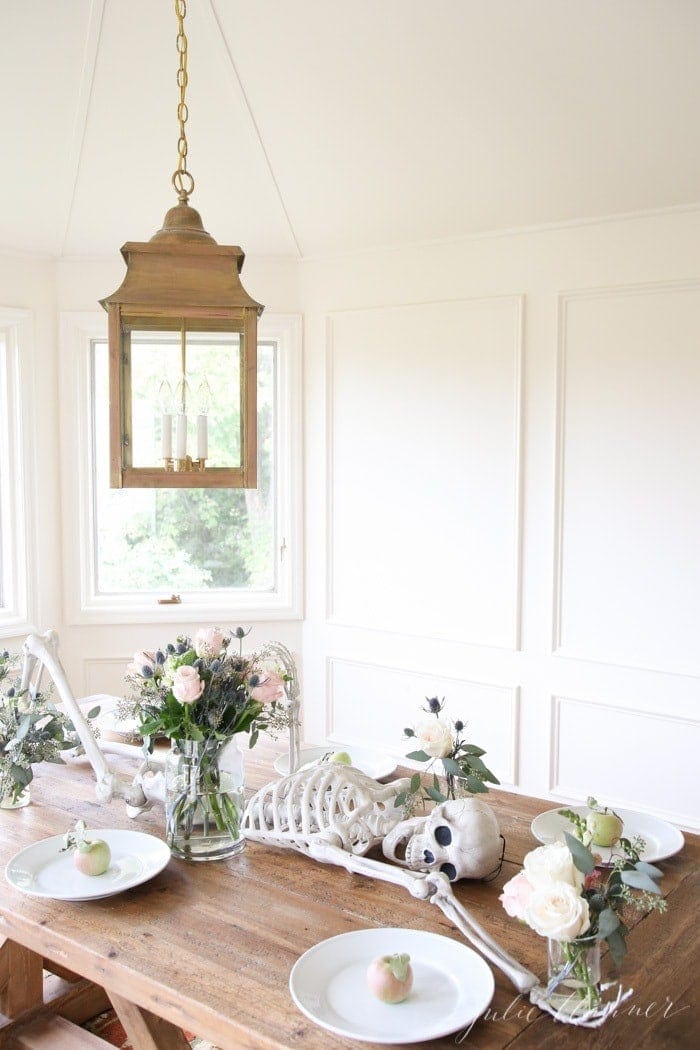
<box><xmin>127</xmin><ymin>331</ymin><xmax>242</xmax><ymax>469</ymax></box>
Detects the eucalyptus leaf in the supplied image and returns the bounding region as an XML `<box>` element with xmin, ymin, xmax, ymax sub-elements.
<box><xmin>426</xmin><ymin>786</ymin><xmax>447</xmax><ymax>804</ymax></box>
<box><xmin>406</xmin><ymin>749</ymin><xmax>430</xmax><ymax>763</ymax></box>
<box><xmin>403</xmin><ymin>727</ymin><xmax>415</xmax><ymax>738</ymax></box>
<box><xmin>394</xmin><ymin>792</ymin><xmax>407</xmax><ymax>807</ymax></box>
<box><xmin>459</xmin><ymin>744</ymin><xmax>486</xmax><ymax>756</ymax></box>
<box><xmin>14</xmin><ymin>714</ymin><xmax>32</xmax><ymax>743</ymax></box>
<box><xmin>606</xmin><ymin>928</ymin><xmax>627</xmax><ymax>968</ymax></box>
<box><xmin>621</xmin><ymin>870</ymin><xmax>662</xmax><ymax>895</ymax></box>
<box><xmin>11</xmin><ymin>763</ymin><xmax>32</xmax><ymax>787</ymax></box>
<box><xmin>441</xmin><ymin>757</ymin><xmax>462</xmax><ymax>775</ymax></box>
<box><xmin>86</xmin><ymin>706</ymin><xmax>101</xmax><ymax>720</ymax></box>
<box><xmin>465</xmin><ymin>775</ymin><xmax>489</xmax><ymax>794</ymax></box>
<box><xmin>595</xmin><ymin>907</ymin><xmax>620</xmax><ymax>940</ymax></box>
<box><xmin>634</xmin><ymin>861</ymin><xmax>663</xmax><ymax>880</ymax></box>
<box><xmin>410</xmin><ymin>772</ymin><xmax>421</xmax><ymax>793</ymax></box>
<box><xmin>564</xmin><ymin>832</ymin><xmax>596</xmax><ymax>875</ymax></box>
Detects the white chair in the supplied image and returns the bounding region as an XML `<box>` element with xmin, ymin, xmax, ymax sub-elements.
<box><xmin>20</xmin><ymin>630</ymin><xmax>165</xmax><ymax>815</ymax></box>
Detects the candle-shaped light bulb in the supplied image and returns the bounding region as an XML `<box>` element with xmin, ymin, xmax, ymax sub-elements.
<box><xmin>197</xmin><ymin>376</ymin><xmax>212</xmax><ymax>414</ymax></box>
<box><xmin>196</xmin><ymin>377</ymin><xmax>211</xmax><ymax>462</ymax></box>
<box><xmin>158</xmin><ymin>380</ymin><xmax>174</xmax><ymax>460</ymax></box>
<box><xmin>174</xmin><ymin>375</ymin><xmax>190</xmax><ymax>461</ymax></box>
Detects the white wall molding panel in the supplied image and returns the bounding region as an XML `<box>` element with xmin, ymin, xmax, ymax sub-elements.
<box><xmin>325</xmin><ymin>295</ymin><xmax>524</xmax><ymax>650</ymax></box>
<box><xmin>550</xmin><ymin>694</ymin><xmax>700</xmax><ymax>830</ymax></box>
<box><xmin>553</xmin><ymin>281</ymin><xmax>700</xmax><ymax>678</ymax></box>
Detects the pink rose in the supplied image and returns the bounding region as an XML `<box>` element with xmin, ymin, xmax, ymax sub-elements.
<box><xmin>194</xmin><ymin>627</ymin><xmax>227</xmax><ymax>659</ymax></box>
<box><xmin>127</xmin><ymin>650</ymin><xmax>155</xmax><ymax>676</ymax></box>
<box><xmin>249</xmin><ymin>671</ymin><xmax>286</xmax><ymax>705</ymax></box>
<box><xmin>172</xmin><ymin>665</ymin><xmax>204</xmax><ymax>705</ymax></box>
<box><xmin>499</xmin><ymin>871</ymin><xmax>534</xmax><ymax>920</ymax></box>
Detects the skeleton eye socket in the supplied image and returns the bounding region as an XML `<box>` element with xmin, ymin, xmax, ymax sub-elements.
<box><xmin>440</xmin><ymin>862</ymin><xmax>457</xmax><ymax>881</ymax></box>
<box><xmin>423</xmin><ymin>849</ymin><xmax>435</xmax><ymax>864</ymax></box>
<box><xmin>434</xmin><ymin>825</ymin><xmax>452</xmax><ymax>846</ymax></box>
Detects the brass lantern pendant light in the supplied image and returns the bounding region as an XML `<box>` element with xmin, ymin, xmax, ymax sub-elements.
<box><xmin>100</xmin><ymin>0</ymin><xmax>263</xmax><ymax>489</ymax></box>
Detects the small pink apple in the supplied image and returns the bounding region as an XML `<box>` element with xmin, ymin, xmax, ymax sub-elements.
<box><xmin>73</xmin><ymin>838</ymin><xmax>111</xmax><ymax>876</ymax></box>
<box><xmin>366</xmin><ymin>954</ymin><xmax>413</xmax><ymax>1004</ymax></box>
<box><xmin>62</xmin><ymin>820</ymin><xmax>111</xmax><ymax>876</ymax></box>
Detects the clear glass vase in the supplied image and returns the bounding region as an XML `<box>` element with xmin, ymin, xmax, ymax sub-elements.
<box><xmin>547</xmin><ymin>938</ymin><xmax>601</xmax><ymax>1016</ymax></box>
<box><xmin>165</xmin><ymin>737</ymin><xmax>245</xmax><ymax>861</ymax></box>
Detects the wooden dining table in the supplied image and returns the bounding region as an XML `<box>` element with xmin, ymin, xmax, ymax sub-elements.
<box><xmin>0</xmin><ymin>739</ymin><xmax>696</xmax><ymax>1049</ymax></box>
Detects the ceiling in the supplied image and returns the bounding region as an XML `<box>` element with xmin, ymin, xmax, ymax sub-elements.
<box><xmin>2</xmin><ymin>0</ymin><xmax>699</xmax><ymax>260</ymax></box>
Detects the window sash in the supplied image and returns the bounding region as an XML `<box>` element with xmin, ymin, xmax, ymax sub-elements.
<box><xmin>59</xmin><ymin>312</ymin><xmax>302</xmax><ymax>624</ymax></box>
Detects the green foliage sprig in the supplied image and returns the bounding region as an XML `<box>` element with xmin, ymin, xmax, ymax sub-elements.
<box><xmin>396</xmin><ymin>696</ymin><xmax>499</xmax><ymax>812</ymax></box>
<box><xmin>564</xmin><ymin>832</ymin><xmax>667</xmax><ymax>967</ymax></box>
<box><xmin>1</xmin><ymin>650</ymin><xmax>80</xmax><ymax>804</ymax></box>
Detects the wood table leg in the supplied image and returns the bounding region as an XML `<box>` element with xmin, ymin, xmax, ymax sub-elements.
<box><xmin>108</xmin><ymin>992</ymin><xmax>191</xmax><ymax>1050</ymax></box>
<box><xmin>0</xmin><ymin>942</ymin><xmax>43</xmax><ymax>1018</ymax></box>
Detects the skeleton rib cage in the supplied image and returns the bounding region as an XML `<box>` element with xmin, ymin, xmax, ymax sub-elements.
<box><xmin>243</xmin><ymin>764</ymin><xmax>412</xmax><ymax>855</ymax></box>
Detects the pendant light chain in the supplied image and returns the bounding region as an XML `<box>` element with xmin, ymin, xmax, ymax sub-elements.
<box><xmin>172</xmin><ymin>0</ymin><xmax>195</xmax><ymax>202</ymax></box>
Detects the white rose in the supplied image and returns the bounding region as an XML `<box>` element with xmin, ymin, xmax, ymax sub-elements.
<box><xmin>523</xmin><ymin>842</ymin><xmax>584</xmax><ymax>892</ymax></box>
<box><xmin>415</xmin><ymin>719</ymin><xmax>453</xmax><ymax>759</ymax></box>
<box><xmin>524</xmin><ymin>881</ymin><xmax>591</xmax><ymax>942</ymax></box>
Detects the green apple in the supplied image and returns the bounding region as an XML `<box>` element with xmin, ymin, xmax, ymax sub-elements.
<box><xmin>585</xmin><ymin>810</ymin><xmax>623</xmax><ymax>847</ymax></box>
<box><xmin>330</xmin><ymin>750</ymin><xmax>352</xmax><ymax>765</ymax></box>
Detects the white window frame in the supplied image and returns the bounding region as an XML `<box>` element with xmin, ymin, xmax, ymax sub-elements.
<box><xmin>0</xmin><ymin>307</ymin><xmax>34</xmax><ymax>637</ymax></box>
<box><xmin>60</xmin><ymin>311</ymin><xmax>303</xmax><ymax>625</ymax></box>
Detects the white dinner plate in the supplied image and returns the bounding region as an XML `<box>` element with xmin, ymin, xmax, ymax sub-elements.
<box><xmin>5</xmin><ymin>829</ymin><xmax>171</xmax><ymax>901</ymax></box>
<box><xmin>531</xmin><ymin>806</ymin><xmax>685</xmax><ymax>864</ymax></box>
<box><xmin>274</xmin><ymin>745</ymin><xmax>396</xmax><ymax>781</ymax></box>
<box><xmin>289</xmin><ymin>927</ymin><xmax>494</xmax><ymax>1044</ymax></box>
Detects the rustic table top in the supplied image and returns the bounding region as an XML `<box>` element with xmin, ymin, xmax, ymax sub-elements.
<box><xmin>0</xmin><ymin>739</ymin><xmax>697</xmax><ymax>1049</ymax></box>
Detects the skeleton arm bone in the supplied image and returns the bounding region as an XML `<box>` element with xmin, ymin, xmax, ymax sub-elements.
<box><xmin>424</xmin><ymin>873</ymin><xmax>538</xmax><ymax>994</ymax></box>
<box><xmin>308</xmin><ymin>838</ymin><xmax>538</xmax><ymax>993</ymax></box>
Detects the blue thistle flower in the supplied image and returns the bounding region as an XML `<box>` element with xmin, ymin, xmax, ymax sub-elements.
<box><xmin>7</xmin><ymin>686</ymin><xmax>15</xmax><ymax>697</ymax></box>
<box><xmin>142</xmin><ymin>666</ymin><xmax>154</xmax><ymax>678</ymax></box>
<box><xmin>210</xmin><ymin>659</ymin><xmax>221</xmax><ymax>672</ymax></box>
<box><xmin>249</xmin><ymin>673</ymin><xmax>261</xmax><ymax>688</ymax></box>
<box><xmin>176</xmin><ymin>642</ymin><xmax>188</xmax><ymax>655</ymax></box>
<box><xmin>428</xmin><ymin>697</ymin><xmax>441</xmax><ymax>713</ymax></box>
<box><xmin>454</xmin><ymin>719</ymin><xmax>464</xmax><ymax>732</ymax></box>
<box><xmin>235</xmin><ymin>627</ymin><xmax>247</xmax><ymax>639</ymax></box>
<box><xmin>155</xmin><ymin>650</ymin><xmax>166</xmax><ymax>664</ymax></box>
<box><xmin>166</xmin><ymin>643</ymin><xmax>175</xmax><ymax>654</ymax></box>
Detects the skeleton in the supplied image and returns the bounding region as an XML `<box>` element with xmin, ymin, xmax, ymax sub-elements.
<box><xmin>382</xmin><ymin>798</ymin><xmax>504</xmax><ymax>882</ymax></box>
<box><xmin>244</xmin><ymin>763</ymin><xmax>633</xmax><ymax>1027</ymax></box>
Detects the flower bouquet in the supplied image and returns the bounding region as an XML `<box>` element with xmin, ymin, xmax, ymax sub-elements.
<box><xmin>125</xmin><ymin>626</ymin><xmax>289</xmax><ymax>860</ymax></box>
<box><xmin>396</xmin><ymin>696</ymin><xmax>499</xmax><ymax>812</ymax></box>
<box><xmin>1</xmin><ymin>649</ymin><xmax>80</xmax><ymax>807</ymax></box>
<box><xmin>500</xmin><ymin>833</ymin><xmax>667</xmax><ymax>1016</ymax></box>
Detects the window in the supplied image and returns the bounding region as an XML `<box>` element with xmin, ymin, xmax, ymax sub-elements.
<box><xmin>60</xmin><ymin>313</ymin><xmax>302</xmax><ymax>623</ymax></box>
<box><xmin>0</xmin><ymin>308</ymin><xmax>31</xmax><ymax>634</ymax></box>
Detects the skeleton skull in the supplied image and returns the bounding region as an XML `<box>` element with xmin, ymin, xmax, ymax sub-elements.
<box><xmin>382</xmin><ymin>798</ymin><xmax>503</xmax><ymax>881</ymax></box>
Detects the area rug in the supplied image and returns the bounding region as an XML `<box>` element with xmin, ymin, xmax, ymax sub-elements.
<box><xmin>83</xmin><ymin>1010</ymin><xmax>219</xmax><ymax>1049</ymax></box>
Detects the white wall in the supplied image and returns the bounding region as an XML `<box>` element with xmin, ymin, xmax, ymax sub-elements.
<box><xmin>0</xmin><ymin>253</ymin><xmax>61</xmax><ymax>647</ymax></box>
<box><xmin>2</xmin><ymin>208</ymin><xmax>699</xmax><ymax>829</ymax></box>
<box><xmin>299</xmin><ymin>207</ymin><xmax>700</xmax><ymax>830</ymax></box>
